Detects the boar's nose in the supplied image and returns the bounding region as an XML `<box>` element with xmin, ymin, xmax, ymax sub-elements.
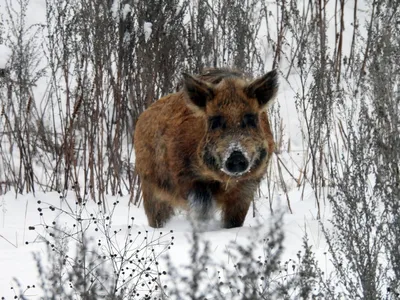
<box><xmin>225</xmin><ymin>151</ymin><xmax>249</xmax><ymax>174</ymax></box>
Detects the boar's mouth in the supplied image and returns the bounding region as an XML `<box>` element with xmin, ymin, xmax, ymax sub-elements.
<box><xmin>220</xmin><ymin>143</ymin><xmax>250</xmax><ymax>177</ymax></box>
<box><xmin>221</xmin><ymin>147</ymin><xmax>268</xmax><ymax>177</ymax></box>
<box><xmin>203</xmin><ymin>145</ymin><xmax>268</xmax><ymax>178</ymax></box>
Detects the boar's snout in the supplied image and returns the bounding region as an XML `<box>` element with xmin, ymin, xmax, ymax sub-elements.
<box><xmin>224</xmin><ymin>150</ymin><xmax>249</xmax><ymax>175</ymax></box>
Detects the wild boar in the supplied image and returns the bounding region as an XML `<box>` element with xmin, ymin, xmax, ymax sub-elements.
<box><xmin>134</xmin><ymin>68</ymin><xmax>277</xmax><ymax>228</ymax></box>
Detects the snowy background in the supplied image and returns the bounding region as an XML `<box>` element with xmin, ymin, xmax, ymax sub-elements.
<box><xmin>0</xmin><ymin>0</ymin><xmax>399</xmax><ymax>299</ymax></box>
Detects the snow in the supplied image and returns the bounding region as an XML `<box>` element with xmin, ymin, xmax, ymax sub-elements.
<box><xmin>111</xmin><ymin>0</ymin><xmax>133</xmax><ymax>20</ymax></box>
<box><xmin>0</xmin><ymin>45</ymin><xmax>11</xmax><ymax>69</ymax></box>
<box><xmin>0</xmin><ymin>184</ymin><xmax>328</xmax><ymax>298</ymax></box>
<box><xmin>111</xmin><ymin>0</ymin><xmax>120</xmax><ymax>19</ymax></box>
<box><xmin>144</xmin><ymin>22</ymin><xmax>153</xmax><ymax>42</ymax></box>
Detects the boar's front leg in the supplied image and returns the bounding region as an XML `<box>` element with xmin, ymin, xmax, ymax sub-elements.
<box><xmin>219</xmin><ymin>181</ymin><xmax>257</xmax><ymax>228</ymax></box>
<box><xmin>221</xmin><ymin>200</ymin><xmax>251</xmax><ymax>228</ymax></box>
<box><xmin>142</xmin><ymin>180</ymin><xmax>174</xmax><ymax>228</ymax></box>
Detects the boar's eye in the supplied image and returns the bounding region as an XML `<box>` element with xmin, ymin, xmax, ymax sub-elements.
<box><xmin>209</xmin><ymin>115</ymin><xmax>226</xmax><ymax>130</ymax></box>
<box><xmin>241</xmin><ymin>113</ymin><xmax>258</xmax><ymax>128</ymax></box>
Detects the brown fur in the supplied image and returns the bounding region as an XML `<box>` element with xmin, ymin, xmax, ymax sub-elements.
<box><xmin>134</xmin><ymin>69</ymin><xmax>278</xmax><ymax>228</ymax></box>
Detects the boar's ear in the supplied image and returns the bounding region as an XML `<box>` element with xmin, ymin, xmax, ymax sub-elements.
<box><xmin>182</xmin><ymin>72</ymin><xmax>215</xmax><ymax>109</ymax></box>
<box><xmin>245</xmin><ymin>69</ymin><xmax>278</xmax><ymax>108</ymax></box>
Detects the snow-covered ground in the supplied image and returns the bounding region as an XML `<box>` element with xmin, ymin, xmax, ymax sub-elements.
<box><xmin>0</xmin><ymin>184</ymin><xmax>327</xmax><ymax>298</ymax></box>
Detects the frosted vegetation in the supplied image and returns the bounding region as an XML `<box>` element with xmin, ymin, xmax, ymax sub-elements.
<box><xmin>0</xmin><ymin>0</ymin><xmax>399</xmax><ymax>299</ymax></box>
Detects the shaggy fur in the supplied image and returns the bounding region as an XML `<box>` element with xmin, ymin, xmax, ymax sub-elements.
<box><xmin>134</xmin><ymin>69</ymin><xmax>278</xmax><ymax>228</ymax></box>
